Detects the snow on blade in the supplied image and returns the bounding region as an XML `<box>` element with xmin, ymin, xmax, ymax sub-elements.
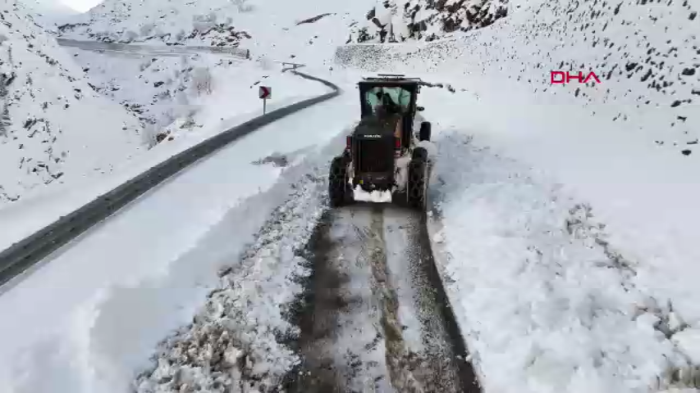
<box><xmin>352</xmin><ymin>185</ymin><xmax>392</xmax><ymax>203</ymax></box>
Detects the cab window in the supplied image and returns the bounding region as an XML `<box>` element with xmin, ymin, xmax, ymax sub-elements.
<box><xmin>365</xmin><ymin>86</ymin><xmax>411</xmax><ymax>114</ymax></box>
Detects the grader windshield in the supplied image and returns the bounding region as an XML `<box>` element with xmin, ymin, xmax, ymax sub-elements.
<box><xmin>364</xmin><ymin>86</ymin><xmax>412</xmax><ymax>115</ymax></box>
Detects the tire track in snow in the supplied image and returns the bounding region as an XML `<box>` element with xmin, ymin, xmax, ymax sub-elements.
<box><xmin>383</xmin><ymin>208</ymin><xmax>479</xmax><ymax>392</ymax></box>
<box><xmin>288</xmin><ymin>204</ymin><xmax>480</xmax><ymax>392</ymax></box>
<box><xmin>290</xmin><ymin>206</ymin><xmax>393</xmax><ymax>392</ymax></box>
<box><xmin>366</xmin><ymin>206</ymin><xmax>423</xmax><ymax>392</ymax></box>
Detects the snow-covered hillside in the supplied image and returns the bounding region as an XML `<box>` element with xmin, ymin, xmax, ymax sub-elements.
<box><xmin>0</xmin><ymin>0</ymin><xmax>143</xmax><ymax>207</ymax></box>
<box><xmin>55</xmin><ymin>0</ymin><xmax>375</xmax><ymax>64</ymax></box>
<box><xmin>19</xmin><ymin>0</ymin><xmax>78</xmax><ymax>30</ymax></box>
<box><xmin>57</xmin><ymin>0</ymin><xmax>254</xmax><ymax>47</ymax></box>
<box><xmin>344</xmin><ymin>0</ymin><xmax>699</xmax><ymax>144</ymax></box>
<box><xmin>65</xmin><ymin>48</ymin><xmax>324</xmax><ymax>146</ymax></box>
<box><xmin>350</xmin><ymin>0</ymin><xmax>509</xmax><ymax>42</ymax></box>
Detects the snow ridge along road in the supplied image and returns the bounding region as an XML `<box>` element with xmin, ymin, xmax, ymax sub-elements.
<box><xmin>286</xmin><ymin>204</ymin><xmax>481</xmax><ymax>393</ymax></box>
<box><xmin>0</xmin><ymin>61</ymin><xmax>340</xmax><ymax>289</ymax></box>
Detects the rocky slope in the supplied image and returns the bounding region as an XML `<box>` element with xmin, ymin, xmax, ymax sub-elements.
<box><xmin>349</xmin><ymin>0</ymin><xmax>510</xmax><ymax>43</ymax></box>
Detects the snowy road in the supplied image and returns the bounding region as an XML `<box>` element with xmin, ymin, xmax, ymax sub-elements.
<box><xmin>56</xmin><ymin>38</ymin><xmax>250</xmax><ymax>58</ymax></box>
<box><xmin>287</xmin><ymin>204</ymin><xmax>480</xmax><ymax>393</ymax></box>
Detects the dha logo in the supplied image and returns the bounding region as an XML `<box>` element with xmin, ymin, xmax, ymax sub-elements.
<box><xmin>550</xmin><ymin>71</ymin><xmax>601</xmax><ymax>84</ymax></box>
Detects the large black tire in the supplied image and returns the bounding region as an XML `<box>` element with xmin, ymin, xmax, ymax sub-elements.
<box><xmin>329</xmin><ymin>156</ymin><xmax>350</xmax><ymax>207</ymax></box>
<box><xmin>419</xmin><ymin>121</ymin><xmax>431</xmax><ymax>142</ymax></box>
<box><xmin>407</xmin><ymin>147</ymin><xmax>429</xmax><ymax>211</ymax></box>
<box><xmin>412</xmin><ymin>146</ymin><xmax>428</xmax><ymax>161</ymax></box>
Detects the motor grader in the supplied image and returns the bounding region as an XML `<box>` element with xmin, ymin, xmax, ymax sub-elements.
<box><xmin>328</xmin><ymin>74</ymin><xmax>432</xmax><ymax>211</ymax></box>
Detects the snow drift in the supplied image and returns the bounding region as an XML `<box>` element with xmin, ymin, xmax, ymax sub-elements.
<box><xmin>0</xmin><ymin>0</ymin><xmax>144</xmax><ymax>207</ymax></box>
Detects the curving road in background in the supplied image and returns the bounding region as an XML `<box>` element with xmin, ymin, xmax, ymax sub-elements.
<box><xmin>56</xmin><ymin>38</ymin><xmax>251</xmax><ymax>59</ymax></box>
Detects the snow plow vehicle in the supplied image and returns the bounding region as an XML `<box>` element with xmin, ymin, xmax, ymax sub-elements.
<box><xmin>328</xmin><ymin>74</ymin><xmax>432</xmax><ymax>211</ymax></box>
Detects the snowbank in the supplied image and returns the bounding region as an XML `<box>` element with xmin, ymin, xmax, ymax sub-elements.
<box><xmin>135</xmin><ymin>163</ymin><xmax>327</xmax><ymax>393</ymax></box>
<box><xmin>429</xmin><ymin>131</ymin><xmax>691</xmax><ymax>393</ymax></box>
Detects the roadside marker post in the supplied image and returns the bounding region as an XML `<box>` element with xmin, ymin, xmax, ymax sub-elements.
<box><xmin>259</xmin><ymin>86</ymin><xmax>271</xmax><ymax>114</ymax></box>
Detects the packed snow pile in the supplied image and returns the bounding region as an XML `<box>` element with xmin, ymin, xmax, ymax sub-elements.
<box><xmin>348</xmin><ymin>0</ymin><xmax>509</xmax><ymax>43</ymax></box>
<box><xmin>0</xmin><ymin>0</ymin><xmax>143</xmax><ymax>207</ymax></box>
<box><xmin>56</xmin><ymin>0</ymin><xmax>253</xmax><ymax>47</ymax></box>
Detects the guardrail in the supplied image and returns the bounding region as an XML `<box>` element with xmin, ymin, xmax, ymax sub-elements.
<box><xmin>56</xmin><ymin>38</ymin><xmax>251</xmax><ymax>59</ymax></box>
<box><xmin>0</xmin><ymin>70</ymin><xmax>340</xmax><ymax>288</ymax></box>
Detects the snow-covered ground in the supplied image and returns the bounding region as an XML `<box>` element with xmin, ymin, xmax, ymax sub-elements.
<box><xmin>3</xmin><ymin>0</ymin><xmax>700</xmax><ymax>391</ymax></box>
<box><xmin>0</xmin><ymin>92</ymin><xmax>354</xmax><ymax>393</ymax></box>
